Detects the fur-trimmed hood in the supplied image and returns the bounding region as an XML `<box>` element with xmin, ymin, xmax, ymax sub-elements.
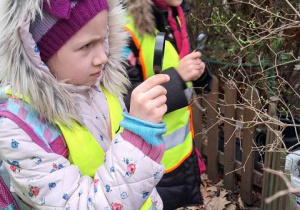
<box><xmin>0</xmin><ymin>0</ymin><xmax>129</xmax><ymax>125</ymax></box>
<box><xmin>124</xmin><ymin>0</ymin><xmax>157</xmax><ymax>35</ymax></box>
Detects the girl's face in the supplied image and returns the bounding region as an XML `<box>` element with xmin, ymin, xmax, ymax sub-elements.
<box><xmin>47</xmin><ymin>10</ymin><xmax>109</xmax><ymax>86</ymax></box>
<box><xmin>163</xmin><ymin>0</ymin><xmax>183</xmax><ymax>7</ymax></box>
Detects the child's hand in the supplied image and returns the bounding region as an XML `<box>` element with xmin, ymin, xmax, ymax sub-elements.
<box><xmin>129</xmin><ymin>74</ymin><xmax>170</xmax><ymax>124</ymax></box>
<box><xmin>177</xmin><ymin>51</ymin><xmax>205</xmax><ymax>82</ymax></box>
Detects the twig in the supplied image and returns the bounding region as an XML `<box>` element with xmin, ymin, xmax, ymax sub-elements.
<box><xmin>284</xmin><ymin>0</ymin><xmax>300</xmax><ymax>18</ymax></box>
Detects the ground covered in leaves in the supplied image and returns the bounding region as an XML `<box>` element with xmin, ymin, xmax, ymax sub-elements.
<box><xmin>200</xmin><ymin>173</ymin><xmax>244</xmax><ymax>210</ymax></box>
<box><xmin>176</xmin><ymin>174</ymin><xmax>261</xmax><ymax>210</ymax></box>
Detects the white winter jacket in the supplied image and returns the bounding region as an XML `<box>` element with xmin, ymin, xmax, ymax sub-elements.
<box><xmin>0</xmin><ymin>0</ymin><xmax>164</xmax><ymax>209</ymax></box>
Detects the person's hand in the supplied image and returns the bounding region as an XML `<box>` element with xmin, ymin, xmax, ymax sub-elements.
<box><xmin>177</xmin><ymin>51</ymin><xmax>205</xmax><ymax>82</ymax></box>
<box><xmin>129</xmin><ymin>74</ymin><xmax>170</xmax><ymax>123</ymax></box>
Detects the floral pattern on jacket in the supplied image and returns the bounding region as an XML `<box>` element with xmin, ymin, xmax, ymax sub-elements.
<box><xmin>0</xmin><ymin>117</ymin><xmax>164</xmax><ymax>209</ymax></box>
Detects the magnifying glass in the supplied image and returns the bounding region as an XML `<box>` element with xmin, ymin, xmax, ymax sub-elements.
<box><xmin>195</xmin><ymin>33</ymin><xmax>208</xmax><ymax>52</ymax></box>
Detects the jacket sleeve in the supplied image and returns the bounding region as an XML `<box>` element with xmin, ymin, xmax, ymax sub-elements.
<box><xmin>0</xmin><ymin>118</ymin><xmax>164</xmax><ymax>210</ymax></box>
<box><xmin>123</xmin><ymin>39</ymin><xmax>189</xmax><ymax>114</ymax></box>
<box><xmin>192</xmin><ymin>67</ymin><xmax>213</xmax><ymax>94</ymax></box>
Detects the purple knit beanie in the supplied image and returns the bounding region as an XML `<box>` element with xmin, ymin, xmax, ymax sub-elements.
<box><xmin>30</xmin><ymin>0</ymin><xmax>109</xmax><ymax>62</ymax></box>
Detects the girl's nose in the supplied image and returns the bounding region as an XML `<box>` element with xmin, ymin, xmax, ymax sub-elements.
<box><xmin>93</xmin><ymin>45</ymin><xmax>108</xmax><ymax>66</ymax></box>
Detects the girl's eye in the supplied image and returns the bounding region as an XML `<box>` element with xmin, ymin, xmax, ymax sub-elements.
<box><xmin>80</xmin><ymin>43</ymin><xmax>90</xmax><ymax>50</ymax></box>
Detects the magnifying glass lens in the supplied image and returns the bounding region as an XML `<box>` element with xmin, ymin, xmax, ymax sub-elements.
<box><xmin>195</xmin><ymin>33</ymin><xmax>208</xmax><ymax>52</ymax></box>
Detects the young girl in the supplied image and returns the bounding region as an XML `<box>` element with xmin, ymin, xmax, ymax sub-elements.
<box><xmin>0</xmin><ymin>0</ymin><xmax>170</xmax><ymax>209</ymax></box>
<box><xmin>123</xmin><ymin>0</ymin><xmax>212</xmax><ymax>209</ymax></box>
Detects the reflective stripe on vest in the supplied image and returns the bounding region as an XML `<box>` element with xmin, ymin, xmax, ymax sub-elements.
<box><xmin>164</xmin><ymin>122</ymin><xmax>190</xmax><ymax>150</ymax></box>
<box><xmin>124</xmin><ymin>15</ymin><xmax>193</xmax><ymax>173</ymax></box>
<box><xmin>184</xmin><ymin>87</ymin><xmax>193</xmax><ymax>101</ymax></box>
<box><xmin>162</xmin><ymin>132</ymin><xmax>193</xmax><ymax>173</ymax></box>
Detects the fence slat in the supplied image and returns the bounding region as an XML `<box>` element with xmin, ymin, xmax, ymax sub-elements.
<box><xmin>262</xmin><ymin>103</ymin><xmax>277</xmax><ymax>209</ymax></box>
<box><xmin>202</xmin><ymin>142</ymin><xmax>263</xmax><ymax>188</ymax></box>
<box><xmin>206</xmin><ymin>76</ymin><xmax>219</xmax><ymax>183</ymax></box>
<box><xmin>223</xmin><ymin>81</ymin><xmax>237</xmax><ymax>191</ymax></box>
<box><xmin>261</xmin><ymin>103</ymin><xmax>288</xmax><ymax>210</ymax></box>
<box><xmin>261</xmin><ymin>104</ymin><xmax>277</xmax><ymax>209</ymax></box>
<box><xmin>241</xmin><ymin>87</ymin><xmax>259</xmax><ymax>205</ymax></box>
<box><xmin>192</xmin><ymin>96</ymin><xmax>203</xmax><ymax>153</ymax></box>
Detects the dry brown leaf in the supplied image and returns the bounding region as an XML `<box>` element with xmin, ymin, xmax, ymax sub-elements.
<box><xmin>176</xmin><ymin>206</ymin><xmax>203</xmax><ymax>210</ymax></box>
<box><xmin>201</xmin><ymin>173</ymin><xmax>208</xmax><ymax>180</ymax></box>
<box><xmin>208</xmin><ymin>189</ymin><xmax>231</xmax><ymax>210</ymax></box>
<box><xmin>202</xmin><ymin>181</ymin><xmax>209</xmax><ymax>188</ymax></box>
<box><xmin>219</xmin><ymin>190</ymin><xmax>228</xmax><ymax>198</ymax></box>
<box><xmin>225</xmin><ymin>204</ymin><xmax>237</xmax><ymax>210</ymax></box>
<box><xmin>201</xmin><ymin>187</ymin><xmax>213</xmax><ymax>204</ymax></box>
<box><xmin>215</xmin><ymin>180</ymin><xmax>224</xmax><ymax>187</ymax></box>
<box><xmin>201</xmin><ymin>174</ymin><xmax>210</xmax><ymax>188</ymax></box>
<box><xmin>237</xmin><ymin>195</ymin><xmax>244</xmax><ymax>209</ymax></box>
<box><xmin>203</xmin><ymin>196</ymin><xmax>212</xmax><ymax>205</ymax></box>
<box><xmin>206</xmin><ymin>186</ymin><xmax>218</xmax><ymax>193</ymax></box>
<box><xmin>204</xmin><ymin>188</ymin><xmax>215</xmax><ymax>196</ymax></box>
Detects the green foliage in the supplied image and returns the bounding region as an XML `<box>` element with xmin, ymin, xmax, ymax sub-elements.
<box><xmin>186</xmin><ymin>0</ymin><xmax>299</xmax><ymax>63</ymax></box>
<box><xmin>271</xmin><ymin>38</ymin><xmax>284</xmax><ymax>51</ymax></box>
<box><xmin>185</xmin><ymin>0</ymin><xmax>300</xmax><ymax>119</ymax></box>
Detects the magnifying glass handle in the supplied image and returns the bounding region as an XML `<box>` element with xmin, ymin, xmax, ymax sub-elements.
<box><xmin>153</xmin><ymin>32</ymin><xmax>166</xmax><ymax>74</ymax></box>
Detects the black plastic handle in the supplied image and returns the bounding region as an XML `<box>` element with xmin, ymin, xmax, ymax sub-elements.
<box><xmin>153</xmin><ymin>32</ymin><xmax>166</xmax><ymax>74</ymax></box>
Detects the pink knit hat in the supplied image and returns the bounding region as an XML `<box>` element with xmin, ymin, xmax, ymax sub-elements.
<box><xmin>30</xmin><ymin>0</ymin><xmax>109</xmax><ymax>62</ymax></box>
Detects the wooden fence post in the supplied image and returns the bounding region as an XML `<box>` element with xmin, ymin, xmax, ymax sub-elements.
<box><xmin>261</xmin><ymin>103</ymin><xmax>288</xmax><ymax>210</ymax></box>
<box><xmin>241</xmin><ymin>87</ymin><xmax>259</xmax><ymax>205</ymax></box>
<box><xmin>223</xmin><ymin>81</ymin><xmax>237</xmax><ymax>191</ymax></box>
<box><xmin>192</xmin><ymin>95</ymin><xmax>203</xmax><ymax>153</ymax></box>
<box><xmin>206</xmin><ymin>76</ymin><xmax>219</xmax><ymax>183</ymax></box>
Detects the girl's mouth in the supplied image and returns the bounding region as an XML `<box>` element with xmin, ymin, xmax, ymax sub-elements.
<box><xmin>91</xmin><ymin>72</ymin><xmax>101</xmax><ymax>77</ymax></box>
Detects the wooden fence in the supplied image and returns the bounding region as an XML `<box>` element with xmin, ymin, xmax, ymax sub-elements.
<box><xmin>191</xmin><ymin>76</ymin><xmax>290</xmax><ymax>209</ymax></box>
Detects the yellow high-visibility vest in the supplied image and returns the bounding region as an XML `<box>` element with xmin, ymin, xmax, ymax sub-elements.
<box><xmin>57</xmin><ymin>87</ymin><xmax>153</xmax><ymax>209</ymax></box>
